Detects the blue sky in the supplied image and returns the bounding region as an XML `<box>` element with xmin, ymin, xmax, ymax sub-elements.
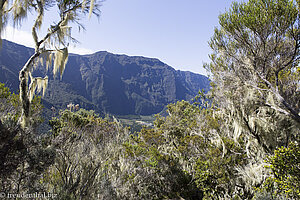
<box><xmin>2</xmin><ymin>0</ymin><xmax>240</xmax><ymax>75</ymax></box>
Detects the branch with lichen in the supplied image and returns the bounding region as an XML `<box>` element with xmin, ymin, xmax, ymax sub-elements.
<box><xmin>18</xmin><ymin>0</ymin><xmax>100</xmax><ymax>128</ymax></box>
<box><xmin>254</xmin><ymin>70</ymin><xmax>300</xmax><ymax>124</ymax></box>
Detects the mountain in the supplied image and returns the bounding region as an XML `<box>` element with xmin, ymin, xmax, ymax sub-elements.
<box><xmin>0</xmin><ymin>40</ymin><xmax>210</xmax><ymax>116</ymax></box>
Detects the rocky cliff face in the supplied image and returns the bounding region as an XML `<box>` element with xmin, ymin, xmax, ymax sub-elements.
<box><xmin>0</xmin><ymin>40</ymin><xmax>210</xmax><ymax>115</ymax></box>
<box><xmin>0</xmin><ymin>40</ymin><xmax>34</xmax><ymax>91</ymax></box>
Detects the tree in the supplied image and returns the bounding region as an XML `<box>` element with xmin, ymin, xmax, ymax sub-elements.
<box><xmin>0</xmin><ymin>0</ymin><xmax>101</xmax><ymax>128</ymax></box>
<box><xmin>205</xmin><ymin>0</ymin><xmax>300</xmax><ymax>197</ymax></box>
<box><xmin>210</xmin><ymin>0</ymin><xmax>299</xmax><ymax>122</ymax></box>
<box><xmin>207</xmin><ymin>0</ymin><xmax>300</xmax><ymax>152</ymax></box>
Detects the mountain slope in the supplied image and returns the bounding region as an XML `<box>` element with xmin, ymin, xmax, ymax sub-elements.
<box><xmin>0</xmin><ymin>40</ymin><xmax>210</xmax><ymax>115</ymax></box>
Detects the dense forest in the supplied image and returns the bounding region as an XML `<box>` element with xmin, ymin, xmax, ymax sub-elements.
<box><xmin>0</xmin><ymin>0</ymin><xmax>300</xmax><ymax>199</ymax></box>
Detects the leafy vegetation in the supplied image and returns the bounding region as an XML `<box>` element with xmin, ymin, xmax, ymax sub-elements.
<box><xmin>0</xmin><ymin>83</ymin><xmax>55</xmax><ymax>195</ymax></box>
<box><xmin>0</xmin><ymin>0</ymin><xmax>299</xmax><ymax>199</ymax></box>
<box><xmin>262</xmin><ymin>143</ymin><xmax>300</xmax><ymax>199</ymax></box>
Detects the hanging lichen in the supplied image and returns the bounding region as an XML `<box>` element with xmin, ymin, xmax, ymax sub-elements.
<box><xmin>12</xmin><ymin>0</ymin><xmax>30</xmax><ymax>27</ymax></box>
<box><xmin>28</xmin><ymin>75</ymin><xmax>48</xmax><ymax>102</ymax></box>
<box><xmin>89</xmin><ymin>0</ymin><xmax>95</xmax><ymax>18</ymax></box>
<box><xmin>53</xmin><ymin>48</ymin><xmax>68</xmax><ymax>79</ymax></box>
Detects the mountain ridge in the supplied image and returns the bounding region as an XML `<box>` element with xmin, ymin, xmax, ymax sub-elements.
<box><xmin>0</xmin><ymin>39</ymin><xmax>210</xmax><ymax>116</ymax></box>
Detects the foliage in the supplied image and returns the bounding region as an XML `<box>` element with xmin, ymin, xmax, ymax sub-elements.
<box><xmin>194</xmin><ymin>136</ymin><xmax>249</xmax><ymax>199</ymax></box>
<box><xmin>44</xmin><ymin>108</ymin><xmax>126</xmax><ymax>199</ymax></box>
<box><xmin>101</xmin><ymin>100</ymin><xmax>248</xmax><ymax>199</ymax></box>
<box><xmin>0</xmin><ymin>82</ymin><xmax>44</xmax><ymax>126</ymax></box>
<box><xmin>103</xmin><ymin>101</ymin><xmax>202</xmax><ymax>199</ymax></box>
<box><xmin>262</xmin><ymin>142</ymin><xmax>300</xmax><ymax>199</ymax></box>
<box><xmin>0</xmin><ymin>83</ymin><xmax>55</xmax><ymax>195</ymax></box>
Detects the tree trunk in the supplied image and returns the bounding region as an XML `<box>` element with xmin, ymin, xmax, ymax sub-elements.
<box><xmin>18</xmin><ymin>53</ymin><xmax>40</xmax><ymax>128</ymax></box>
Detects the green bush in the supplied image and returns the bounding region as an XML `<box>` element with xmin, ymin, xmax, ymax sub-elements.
<box><xmin>261</xmin><ymin>143</ymin><xmax>300</xmax><ymax>199</ymax></box>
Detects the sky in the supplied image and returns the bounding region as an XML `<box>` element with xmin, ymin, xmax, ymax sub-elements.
<box><xmin>2</xmin><ymin>0</ymin><xmax>241</xmax><ymax>75</ymax></box>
